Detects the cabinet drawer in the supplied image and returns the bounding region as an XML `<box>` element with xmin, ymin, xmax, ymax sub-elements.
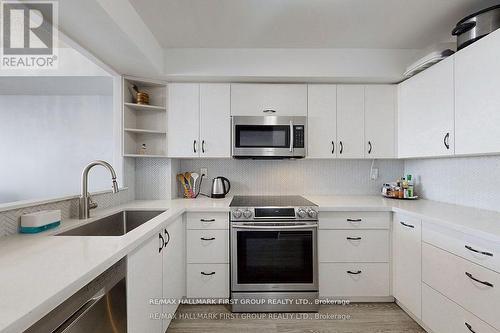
<box><xmin>187</xmin><ymin>264</ymin><xmax>229</xmax><ymax>298</ymax></box>
<box><xmin>319</xmin><ymin>263</ymin><xmax>390</xmax><ymax>297</ymax></box>
<box><xmin>319</xmin><ymin>212</ymin><xmax>390</xmax><ymax>229</ymax></box>
<box><xmin>187</xmin><ymin>230</ymin><xmax>228</xmax><ymax>263</ymax></box>
<box><xmin>319</xmin><ymin>230</ymin><xmax>389</xmax><ymax>262</ymax></box>
<box><xmin>422</xmin><ymin>284</ymin><xmax>499</xmax><ymax>333</ymax></box>
<box><xmin>423</xmin><ymin>243</ymin><xmax>500</xmax><ymax>330</ymax></box>
<box><xmin>186</xmin><ymin>212</ymin><xmax>229</xmax><ymax>230</ymax></box>
<box><xmin>423</xmin><ymin>221</ymin><xmax>500</xmax><ymax>274</ymax></box>
<box><xmin>231</xmin><ymin>84</ymin><xmax>307</xmax><ymax>116</ymax></box>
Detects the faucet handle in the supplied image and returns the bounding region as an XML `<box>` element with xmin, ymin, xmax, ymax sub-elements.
<box><xmin>88</xmin><ymin>196</ymin><xmax>98</xmax><ymax>210</ymax></box>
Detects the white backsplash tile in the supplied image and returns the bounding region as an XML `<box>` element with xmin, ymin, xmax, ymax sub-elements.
<box><xmin>405</xmin><ymin>155</ymin><xmax>500</xmax><ymax>212</ymax></box>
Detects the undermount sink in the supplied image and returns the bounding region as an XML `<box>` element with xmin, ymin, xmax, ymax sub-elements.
<box><xmin>56</xmin><ymin>210</ymin><xmax>165</xmax><ymax>236</ymax></box>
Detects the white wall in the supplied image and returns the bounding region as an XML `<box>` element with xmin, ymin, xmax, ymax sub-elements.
<box><xmin>164</xmin><ymin>48</ymin><xmax>420</xmax><ymax>83</ymax></box>
<box><xmin>0</xmin><ymin>95</ymin><xmax>114</xmax><ymax>203</ymax></box>
<box><xmin>405</xmin><ymin>156</ymin><xmax>500</xmax><ymax>212</ymax></box>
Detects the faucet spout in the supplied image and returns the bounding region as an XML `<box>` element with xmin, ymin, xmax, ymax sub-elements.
<box><xmin>79</xmin><ymin>160</ymin><xmax>119</xmax><ymax>219</ymax></box>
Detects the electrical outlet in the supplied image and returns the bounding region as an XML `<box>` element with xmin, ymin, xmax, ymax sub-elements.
<box><xmin>200</xmin><ymin>168</ymin><xmax>208</xmax><ymax>178</ymax></box>
<box><xmin>370</xmin><ymin>168</ymin><xmax>379</xmax><ymax>180</ymax></box>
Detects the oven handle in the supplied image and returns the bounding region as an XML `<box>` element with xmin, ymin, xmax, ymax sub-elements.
<box><xmin>232</xmin><ymin>224</ymin><xmax>318</xmax><ymax>229</ymax></box>
<box><xmin>289</xmin><ymin>120</ymin><xmax>294</xmax><ymax>153</ymax></box>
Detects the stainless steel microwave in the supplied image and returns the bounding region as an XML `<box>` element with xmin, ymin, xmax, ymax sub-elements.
<box><xmin>231</xmin><ymin>116</ymin><xmax>307</xmax><ymax>159</ymax></box>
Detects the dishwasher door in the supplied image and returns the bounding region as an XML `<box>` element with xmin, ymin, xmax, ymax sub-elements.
<box><xmin>25</xmin><ymin>259</ymin><xmax>127</xmax><ymax>333</ymax></box>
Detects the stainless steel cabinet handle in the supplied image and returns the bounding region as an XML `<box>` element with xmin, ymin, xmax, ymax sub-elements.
<box><xmin>200</xmin><ymin>237</ymin><xmax>215</xmax><ymax>241</ymax></box>
<box><xmin>465</xmin><ymin>245</ymin><xmax>493</xmax><ymax>257</ymax></box>
<box><xmin>200</xmin><ymin>218</ymin><xmax>216</xmax><ymax>222</ymax></box>
<box><xmin>465</xmin><ymin>272</ymin><xmax>494</xmax><ymax>287</ymax></box>
<box><xmin>347</xmin><ymin>270</ymin><xmax>362</xmax><ymax>275</ymax></box>
<box><xmin>202</xmin><ymin>140</ymin><xmax>205</xmax><ymax>153</ymax></box>
<box><xmin>444</xmin><ymin>132</ymin><xmax>450</xmax><ymax>149</ymax></box>
<box><xmin>347</xmin><ymin>237</ymin><xmax>362</xmax><ymax>241</ymax></box>
<box><xmin>400</xmin><ymin>221</ymin><xmax>415</xmax><ymax>228</ymax></box>
<box><xmin>465</xmin><ymin>322</ymin><xmax>476</xmax><ymax>333</ymax></box>
<box><xmin>164</xmin><ymin>229</ymin><xmax>170</xmax><ymax>246</ymax></box>
<box><xmin>347</xmin><ymin>218</ymin><xmax>362</xmax><ymax>222</ymax></box>
<box><xmin>158</xmin><ymin>233</ymin><xmax>165</xmax><ymax>253</ymax></box>
<box><xmin>331</xmin><ymin>141</ymin><xmax>335</xmax><ymax>154</ymax></box>
<box><xmin>339</xmin><ymin>141</ymin><xmax>344</xmax><ymax>154</ymax></box>
<box><xmin>368</xmin><ymin>141</ymin><xmax>372</xmax><ymax>154</ymax></box>
<box><xmin>201</xmin><ymin>271</ymin><xmax>216</xmax><ymax>276</ymax></box>
<box><xmin>193</xmin><ymin>140</ymin><xmax>197</xmax><ymax>153</ymax></box>
<box><xmin>263</xmin><ymin>109</ymin><xmax>276</xmax><ymax>113</ymax></box>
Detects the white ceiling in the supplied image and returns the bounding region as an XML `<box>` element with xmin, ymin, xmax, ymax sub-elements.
<box><xmin>130</xmin><ymin>0</ymin><xmax>498</xmax><ymax>49</ymax></box>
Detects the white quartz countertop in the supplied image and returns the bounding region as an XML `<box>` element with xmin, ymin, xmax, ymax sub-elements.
<box><xmin>1</xmin><ymin>195</ymin><xmax>500</xmax><ymax>332</ymax></box>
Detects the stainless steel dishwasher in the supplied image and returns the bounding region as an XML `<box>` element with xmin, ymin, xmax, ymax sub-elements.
<box><xmin>25</xmin><ymin>259</ymin><xmax>127</xmax><ymax>333</ymax></box>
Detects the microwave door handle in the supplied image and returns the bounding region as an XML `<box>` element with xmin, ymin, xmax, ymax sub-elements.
<box><xmin>289</xmin><ymin>121</ymin><xmax>294</xmax><ymax>153</ymax></box>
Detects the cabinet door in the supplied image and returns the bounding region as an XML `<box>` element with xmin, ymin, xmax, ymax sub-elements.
<box><xmin>168</xmin><ymin>83</ymin><xmax>200</xmax><ymax>157</ymax></box>
<box><xmin>365</xmin><ymin>85</ymin><xmax>396</xmax><ymax>158</ymax></box>
<box><xmin>393</xmin><ymin>214</ymin><xmax>422</xmax><ymax>319</ymax></box>
<box><xmin>455</xmin><ymin>30</ymin><xmax>500</xmax><ymax>155</ymax></box>
<box><xmin>398</xmin><ymin>57</ymin><xmax>454</xmax><ymax>158</ymax></box>
<box><xmin>307</xmin><ymin>84</ymin><xmax>337</xmax><ymax>158</ymax></box>
<box><xmin>231</xmin><ymin>84</ymin><xmax>307</xmax><ymax>116</ymax></box>
<box><xmin>337</xmin><ymin>85</ymin><xmax>365</xmax><ymax>158</ymax></box>
<box><xmin>162</xmin><ymin>217</ymin><xmax>185</xmax><ymax>332</ymax></box>
<box><xmin>127</xmin><ymin>233</ymin><xmax>163</xmax><ymax>333</ymax></box>
<box><xmin>200</xmin><ymin>83</ymin><xmax>231</xmax><ymax>158</ymax></box>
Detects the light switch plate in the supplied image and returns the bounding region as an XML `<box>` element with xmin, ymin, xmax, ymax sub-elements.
<box><xmin>370</xmin><ymin>168</ymin><xmax>379</xmax><ymax>180</ymax></box>
<box><xmin>200</xmin><ymin>168</ymin><xmax>208</xmax><ymax>178</ymax></box>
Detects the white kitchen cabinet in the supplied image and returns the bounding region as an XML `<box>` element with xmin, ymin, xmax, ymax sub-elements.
<box><xmin>168</xmin><ymin>83</ymin><xmax>231</xmax><ymax>158</ymax></box>
<box><xmin>127</xmin><ymin>231</ymin><xmax>164</xmax><ymax>333</ymax></box>
<box><xmin>398</xmin><ymin>56</ymin><xmax>454</xmax><ymax>158</ymax></box>
<box><xmin>307</xmin><ymin>84</ymin><xmax>337</xmax><ymax>158</ymax></box>
<box><xmin>162</xmin><ymin>217</ymin><xmax>185</xmax><ymax>332</ymax></box>
<box><xmin>365</xmin><ymin>85</ymin><xmax>396</xmax><ymax>158</ymax></box>
<box><xmin>231</xmin><ymin>83</ymin><xmax>307</xmax><ymax>116</ymax></box>
<box><xmin>200</xmin><ymin>83</ymin><xmax>231</xmax><ymax>158</ymax></box>
<box><xmin>337</xmin><ymin>85</ymin><xmax>365</xmax><ymax>158</ymax></box>
<box><xmin>168</xmin><ymin>83</ymin><xmax>200</xmax><ymax>158</ymax></box>
<box><xmin>455</xmin><ymin>30</ymin><xmax>500</xmax><ymax>155</ymax></box>
<box><xmin>187</xmin><ymin>264</ymin><xmax>230</xmax><ymax>298</ymax></box>
<box><xmin>393</xmin><ymin>214</ymin><xmax>422</xmax><ymax>319</ymax></box>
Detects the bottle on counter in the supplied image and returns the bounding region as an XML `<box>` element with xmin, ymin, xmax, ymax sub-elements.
<box><xmin>407</xmin><ymin>174</ymin><xmax>414</xmax><ymax>198</ymax></box>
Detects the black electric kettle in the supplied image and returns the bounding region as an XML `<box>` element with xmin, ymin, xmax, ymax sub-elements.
<box><xmin>211</xmin><ymin>176</ymin><xmax>231</xmax><ymax>198</ymax></box>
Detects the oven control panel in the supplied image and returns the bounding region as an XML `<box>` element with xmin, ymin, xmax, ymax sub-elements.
<box><xmin>231</xmin><ymin>207</ymin><xmax>318</xmax><ymax>221</ymax></box>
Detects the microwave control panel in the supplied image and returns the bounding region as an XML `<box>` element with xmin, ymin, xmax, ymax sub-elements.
<box><xmin>293</xmin><ymin>126</ymin><xmax>305</xmax><ymax>148</ymax></box>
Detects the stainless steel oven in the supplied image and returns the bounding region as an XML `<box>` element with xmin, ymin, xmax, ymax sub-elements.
<box><xmin>231</xmin><ymin>116</ymin><xmax>306</xmax><ymax>159</ymax></box>
<box><xmin>230</xmin><ymin>196</ymin><xmax>319</xmax><ymax>312</ymax></box>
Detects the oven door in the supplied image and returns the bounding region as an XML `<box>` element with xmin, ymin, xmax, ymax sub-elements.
<box><xmin>232</xmin><ymin>116</ymin><xmax>306</xmax><ymax>158</ymax></box>
<box><xmin>231</xmin><ymin>222</ymin><xmax>318</xmax><ymax>292</ymax></box>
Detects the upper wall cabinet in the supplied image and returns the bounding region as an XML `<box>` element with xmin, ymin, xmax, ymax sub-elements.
<box><xmin>307</xmin><ymin>85</ymin><xmax>338</xmax><ymax>158</ymax></box>
<box><xmin>337</xmin><ymin>85</ymin><xmax>365</xmax><ymax>159</ymax></box>
<box><xmin>231</xmin><ymin>84</ymin><xmax>307</xmax><ymax>116</ymax></box>
<box><xmin>455</xmin><ymin>30</ymin><xmax>500</xmax><ymax>155</ymax></box>
<box><xmin>365</xmin><ymin>85</ymin><xmax>396</xmax><ymax>158</ymax></box>
<box><xmin>168</xmin><ymin>83</ymin><xmax>231</xmax><ymax>158</ymax></box>
<box><xmin>398</xmin><ymin>56</ymin><xmax>454</xmax><ymax>158</ymax></box>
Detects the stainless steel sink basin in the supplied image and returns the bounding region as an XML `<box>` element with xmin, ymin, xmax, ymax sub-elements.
<box><xmin>56</xmin><ymin>210</ymin><xmax>165</xmax><ymax>236</ymax></box>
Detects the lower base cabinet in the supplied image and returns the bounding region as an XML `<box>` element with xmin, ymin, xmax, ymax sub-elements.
<box><xmin>127</xmin><ymin>216</ymin><xmax>184</xmax><ymax>333</ymax></box>
<box><xmin>422</xmin><ymin>284</ymin><xmax>499</xmax><ymax>333</ymax></box>
<box><xmin>187</xmin><ymin>263</ymin><xmax>229</xmax><ymax>298</ymax></box>
<box><xmin>319</xmin><ymin>263</ymin><xmax>390</xmax><ymax>297</ymax></box>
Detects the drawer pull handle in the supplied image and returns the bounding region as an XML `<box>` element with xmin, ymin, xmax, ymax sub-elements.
<box><xmin>465</xmin><ymin>272</ymin><xmax>494</xmax><ymax>288</ymax></box>
<box><xmin>347</xmin><ymin>270</ymin><xmax>362</xmax><ymax>275</ymax></box>
<box><xmin>347</xmin><ymin>218</ymin><xmax>362</xmax><ymax>222</ymax></box>
<box><xmin>346</xmin><ymin>237</ymin><xmax>362</xmax><ymax>241</ymax></box>
<box><xmin>200</xmin><ymin>219</ymin><xmax>216</xmax><ymax>222</ymax></box>
<box><xmin>201</xmin><ymin>271</ymin><xmax>216</xmax><ymax>276</ymax></box>
<box><xmin>465</xmin><ymin>322</ymin><xmax>476</xmax><ymax>333</ymax></box>
<box><xmin>465</xmin><ymin>245</ymin><xmax>493</xmax><ymax>257</ymax></box>
<box><xmin>400</xmin><ymin>221</ymin><xmax>415</xmax><ymax>228</ymax></box>
<box><xmin>200</xmin><ymin>237</ymin><xmax>215</xmax><ymax>241</ymax></box>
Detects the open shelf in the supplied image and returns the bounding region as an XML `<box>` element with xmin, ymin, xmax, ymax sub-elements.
<box><xmin>123</xmin><ymin>102</ymin><xmax>166</xmax><ymax>111</ymax></box>
<box><xmin>124</xmin><ymin>128</ymin><xmax>166</xmax><ymax>134</ymax></box>
<box><xmin>122</xmin><ymin>76</ymin><xmax>167</xmax><ymax>158</ymax></box>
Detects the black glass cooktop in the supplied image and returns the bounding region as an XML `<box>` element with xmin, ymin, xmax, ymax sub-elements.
<box><xmin>230</xmin><ymin>195</ymin><xmax>316</xmax><ymax>207</ymax></box>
